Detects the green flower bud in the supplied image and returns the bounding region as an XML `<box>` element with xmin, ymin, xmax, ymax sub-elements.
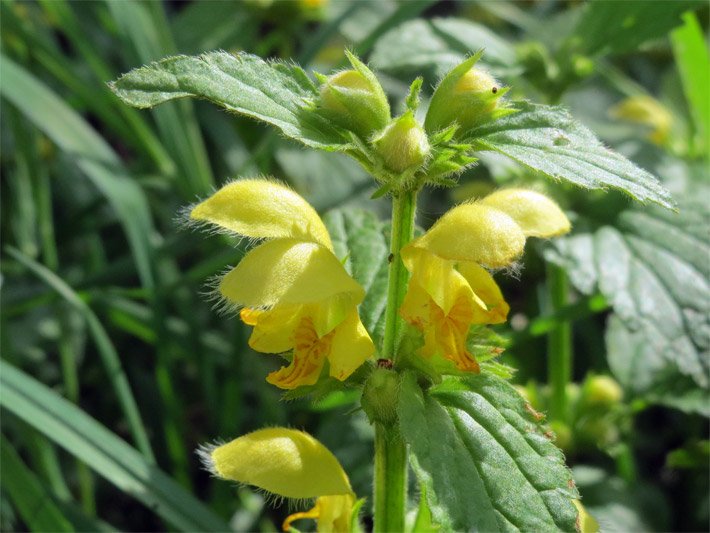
<box><xmin>373</xmin><ymin>112</ymin><xmax>429</xmax><ymax>174</ymax></box>
<box><xmin>582</xmin><ymin>375</ymin><xmax>623</xmax><ymax>407</ymax></box>
<box><xmin>361</xmin><ymin>366</ymin><xmax>400</xmax><ymax>425</ymax></box>
<box><xmin>425</xmin><ymin>52</ymin><xmax>512</xmax><ymax>135</ymax></box>
<box><xmin>318</xmin><ymin>52</ymin><xmax>390</xmax><ymax>139</ymax></box>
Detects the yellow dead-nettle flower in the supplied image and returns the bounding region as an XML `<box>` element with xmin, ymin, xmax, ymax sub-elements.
<box><xmin>202</xmin><ymin>427</ymin><xmax>356</xmax><ymax>532</ymax></box>
<box><xmin>400</xmin><ymin>189</ymin><xmax>570</xmax><ymax>372</ymax></box>
<box><xmin>191</xmin><ymin>179</ymin><xmax>374</xmax><ymax>389</ymax></box>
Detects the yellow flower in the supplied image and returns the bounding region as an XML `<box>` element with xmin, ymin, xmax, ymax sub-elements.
<box><xmin>400</xmin><ymin>189</ymin><xmax>570</xmax><ymax>372</ymax></box>
<box><xmin>573</xmin><ymin>500</ymin><xmax>600</xmax><ymax>533</ymax></box>
<box><xmin>191</xmin><ymin>179</ymin><xmax>374</xmax><ymax>389</ymax></box>
<box><xmin>202</xmin><ymin>427</ymin><xmax>356</xmax><ymax>532</ymax></box>
<box><xmin>610</xmin><ymin>95</ymin><xmax>672</xmax><ymax>146</ymax></box>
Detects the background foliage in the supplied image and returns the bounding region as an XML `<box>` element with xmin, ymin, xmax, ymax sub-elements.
<box><xmin>1</xmin><ymin>1</ymin><xmax>708</xmax><ymax>531</ymax></box>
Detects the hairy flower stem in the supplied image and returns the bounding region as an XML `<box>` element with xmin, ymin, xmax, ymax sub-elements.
<box><xmin>547</xmin><ymin>263</ymin><xmax>572</xmax><ymax>420</ymax></box>
<box><xmin>373</xmin><ymin>423</ymin><xmax>407</xmax><ymax>533</ymax></box>
<box><xmin>373</xmin><ymin>188</ymin><xmax>417</xmax><ymax>532</ymax></box>
<box><xmin>382</xmin><ymin>188</ymin><xmax>418</xmax><ymax>364</ymax></box>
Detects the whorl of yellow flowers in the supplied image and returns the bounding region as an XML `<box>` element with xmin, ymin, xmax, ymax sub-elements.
<box><xmin>400</xmin><ymin>189</ymin><xmax>570</xmax><ymax>372</ymax></box>
<box><xmin>191</xmin><ymin>179</ymin><xmax>375</xmax><ymax>390</ymax></box>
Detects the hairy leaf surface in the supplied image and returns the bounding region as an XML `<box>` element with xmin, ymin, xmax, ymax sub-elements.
<box><xmin>400</xmin><ymin>372</ymin><xmax>579</xmax><ymax>532</ymax></box>
<box><xmin>110</xmin><ymin>51</ymin><xmax>350</xmax><ymax>150</ymax></box>
<box><xmin>469</xmin><ymin>102</ymin><xmax>674</xmax><ymax>208</ymax></box>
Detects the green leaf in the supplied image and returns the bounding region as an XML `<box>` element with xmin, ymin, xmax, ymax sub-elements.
<box><xmin>371</xmin><ymin>17</ymin><xmax>516</xmax><ymax>80</ymax></box>
<box><xmin>110</xmin><ymin>51</ymin><xmax>351</xmax><ymax>150</ymax></box>
<box><xmin>470</xmin><ymin>102</ymin><xmax>675</xmax><ymax>209</ymax></box>
<box><xmin>323</xmin><ymin>208</ymin><xmax>390</xmax><ymax>349</ymax></box>
<box><xmin>0</xmin><ymin>361</ymin><xmax>230</xmax><ymax>532</ymax></box>
<box><xmin>571</xmin><ymin>0</ymin><xmax>703</xmax><ymax>57</ymax></box>
<box><xmin>546</xmin><ymin>196</ymin><xmax>709</xmax><ymax>414</ymax></box>
<box><xmin>671</xmin><ymin>11</ymin><xmax>710</xmax><ymax>154</ymax></box>
<box><xmin>400</xmin><ymin>372</ymin><xmax>579</xmax><ymax>532</ymax></box>
<box><xmin>0</xmin><ymin>437</ymin><xmax>74</xmax><ymax>532</ymax></box>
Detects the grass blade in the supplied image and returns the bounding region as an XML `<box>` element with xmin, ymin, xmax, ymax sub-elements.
<box><xmin>0</xmin><ymin>54</ymin><xmax>156</xmax><ymax>291</ymax></box>
<box><xmin>0</xmin><ymin>360</ymin><xmax>230</xmax><ymax>532</ymax></box>
<box><xmin>5</xmin><ymin>246</ymin><xmax>154</xmax><ymax>462</ymax></box>
<box><xmin>0</xmin><ymin>436</ymin><xmax>74</xmax><ymax>532</ymax></box>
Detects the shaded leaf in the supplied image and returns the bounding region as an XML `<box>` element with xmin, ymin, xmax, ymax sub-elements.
<box><xmin>571</xmin><ymin>0</ymin><xmax>703</xmax><ymax>56</ymax></box>
<box><xmin>323</xmin><ymin>208</ymin><xmax>390</xmax><ymax>350</ymax></box>
<box><xmin>371</xmin><ymin>17</ymin><xmax>516</xmax><ymax>81</ymax></box>
<box><xmin>546</xmin><ymin>196</ymin><xmax>709</xmax><ymax>414</ymax></box>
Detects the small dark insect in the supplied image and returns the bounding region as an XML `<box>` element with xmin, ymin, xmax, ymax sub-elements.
<box><xmin>491</xmin><ymin>86</ymin><xmax>498</xmax><ymax>94</ymax></box>
<box><xmin>377</xmin><ymin>358</ymin><xmax>393</xmax><ymax>369</ymax></box>
<box><xmin>388</xmin><ymin>253</ymin><xmax>394</xmax><ymax>263</ymax></box>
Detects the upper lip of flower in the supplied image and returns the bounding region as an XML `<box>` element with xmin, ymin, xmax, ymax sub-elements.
<box><xmin>202</xmin><ymin>427</ymin><xmax>356</xmax><ymax>531</ymax></box>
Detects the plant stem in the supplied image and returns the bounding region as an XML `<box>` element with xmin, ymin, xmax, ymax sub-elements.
<box><xmin>372</xmin><ymin>188</ymin><xmax>417</xmax><ymax>532</ymax></box>
<box><xmin>373</xmin><ymin>423</ymin><xmax>407</xmax><ymax>533</ymax></box>
<box><xmin>547</xmin><ymin>263</ymin><xmax>572</xmax><ymax>421</ymax></box>
<box><xmin>381</xmin><ymin>188</ymin><xmax>418</xmax><ymax>363</ymax></box>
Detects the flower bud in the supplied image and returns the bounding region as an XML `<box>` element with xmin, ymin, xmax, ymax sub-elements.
<box><xmin>582</xmin><ymin>375</ymin><xmax>623</xmax><ymax>408</ymax></box>
<box><xmin>318</xmin><ymin>53</ymin><xmax>390</xmax><ymax>140</ymax></box>
<box><xmin>373</xmin><ymin>112</ymin><xmax>429</xmax><ymax>173</ymax></box>
<box><xmin>361</xmin><ymin>366</ymin><xmax>400</xmax><ymax>425</ymax></box>
<box><xmin>425</xmin><ymin>52</ymin><xmax>510</xmax><ymax>135</ymax></box>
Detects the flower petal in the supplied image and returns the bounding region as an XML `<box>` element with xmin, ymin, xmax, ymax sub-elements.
<box><xmin>457</xmin><ymin>262</ymin><xmax>509</xmax><ymax>324</ymax></box>
<box><xmin>190</xmin><ymin>179</ymin><xmax>333</xmax><ymax>249</ymax></box>
<box><xmin>242</xmin><ymin>305</ymin><xmax>304</xmax><ymax>353</ymax></box>
<box><xmin>208</xmin><ymin>428</ymin><xmax>352</xmax><ymax>499</ymax></box>
<box><xmin>401</xmin><ymin>246</ymin><xmax>485</xmax><ymax>314</ymax></box>
<box><xmin>283</xmin><ymin>494</ymin><xmax>354</xmax><ymax>533</ymax></box>
<box><xmin>266</xmin><ymin>315</ymin><xmax>331</xmax><ymax>389</ymax></box>
<box><xmin>221</xmin><ymin>240</ymin><xmax>364</xmax><ymax>325</ymax></box>
<box><xmin>415</xmin><ymin>203</ymin><xmax>525</xmax><ymax>268</ymax></box>
<box><xmin>480</xmin><ymin>189</ymin><xmax>570</xmax><ymax>238</ymax></box>
<box><xmin>327</xmin><ymin>310</ymin><xmax>375</xmax><ymax>381</ymax></box>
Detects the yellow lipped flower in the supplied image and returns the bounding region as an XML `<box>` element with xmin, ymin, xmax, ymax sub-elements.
<box><xmin>191</xmin><ymin>179</ymin><xmax>374</xmax><ymax>389</ymax></box>
<box><xmin>400</xmin><ymin>189</ymin><xmax>570</xmax><ymax>372</ymax></box>
<box><xmin>202</xmin><ymin>427</ymin><xmax>356</xmax><ymax>532</ymax></box>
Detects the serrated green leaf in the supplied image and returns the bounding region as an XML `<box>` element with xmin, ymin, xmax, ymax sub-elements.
<box><xmin>323</xmin><ymin>208</ymin><xmax>390</xmax><ymax>349</ymax></box>
<box><xmin>546</xmin><ymin>196</ymin><xmax>709</xmax><ymax>414</ymax></box>
<box><xmin>400</xmin><ymin>372</ymin><xmax>579</xmax><ymax>532</ymax></box>
<box><xmin>470</xmin><ymin>102</ymin><xmax>674</xmax><ymax>208</ymax></box>
<box><xmin>110</xmin><ymin>51</ymin><xmax>351</xmax><ymax>150</ymax></box>
<box><xmin>571</xmin><ymin>0</ymin><xmax>703</xmax><ymax>57</ymax></box>
<box><xmin>0</xmin><ymin>361</ymin><xmax>229</xmax><ymax>532</ymax></box>
<box><xmin>371</xmin><ymin>17</ymin><xmax>516</xmax><ymax>81</ymax></box>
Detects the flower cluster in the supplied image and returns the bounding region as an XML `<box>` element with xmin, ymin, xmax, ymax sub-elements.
<box><xmin>191</xmin><ymin>179</ymin><xmax>374</xmax><ymax>390</ymax></box>
<box><xmin>401</xmin><ymin>189</ymin><xmax>570</xmax><ymax>372</ymax></box>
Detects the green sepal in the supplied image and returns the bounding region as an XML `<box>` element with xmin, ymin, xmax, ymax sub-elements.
<box><xmin>406</xmin><ymin>77</ymin><xmax>424</xmax><ymax>113</ymax></box>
